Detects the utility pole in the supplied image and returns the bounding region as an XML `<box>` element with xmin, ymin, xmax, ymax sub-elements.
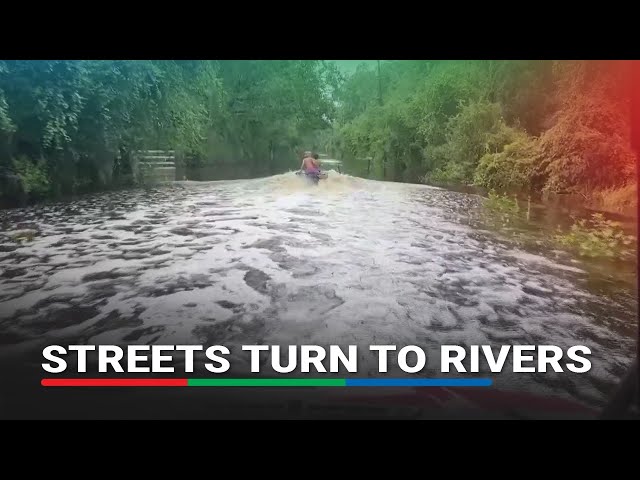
<box><xmin>378</xmin><ymin>60</ymin><xmax>386</xmax><ymax>179</ymax></box>
<box><xmin>377</xmin><ymin>60</ymin><xmax>383</xmax><ymax>106</ymax></box>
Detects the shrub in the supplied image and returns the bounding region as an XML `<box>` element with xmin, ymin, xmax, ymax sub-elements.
<box><xmin>555</xmin><ymin>213</ymin><xmax>635</xmax><ymax>258</ymax></box>
<box><xmin>12</xmin><ymin>156</ymin><xmax>50</xmax><ymax>197</ymax></box>
<box><xmin>474</xmin><ymin>132</ymin><xmax>546</xmax><ymax>192</ymax></box>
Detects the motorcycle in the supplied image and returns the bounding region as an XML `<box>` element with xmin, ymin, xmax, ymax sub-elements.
<box><xmin>296</xmin><ymin>170</ymin><xmax>328</xmax><ymax>186</ymax></box>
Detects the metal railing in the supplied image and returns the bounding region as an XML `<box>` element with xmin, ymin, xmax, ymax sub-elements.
<box><xmin>134</xmin><ymin>150</ymin><xmax>176</xmax><ymax>183</ymax></box>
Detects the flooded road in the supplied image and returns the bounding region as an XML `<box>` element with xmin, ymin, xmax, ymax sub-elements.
<box><xmin>0</xmin><ymin>172</ymin><xmax>636</xmax><ymax>417</ymax></box>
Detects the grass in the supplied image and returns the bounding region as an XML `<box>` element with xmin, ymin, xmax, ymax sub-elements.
<box><xmin>10</xmin><ymin>230</ymin><xmax>37</xmax><ymax>243</ymax></box>
<box><xmin>484</xmin><ymin>191</ymin><xmax>520</xmax><ymax>215</ymax></box>
<box><xmin>555</xmin><ymin>213</ymin><xmax>636</xmax><ymax>258</ymax></box>
<box><xmin>589</xmin><ymin>183</ymin><xmax>637</xmax><ymax>214</ymax></box>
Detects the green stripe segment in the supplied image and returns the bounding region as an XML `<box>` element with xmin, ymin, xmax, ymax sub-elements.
<box><xmin>188</xmin><ymin>378</ymin><xmax>346</xmax><ymax>387</ymax></box>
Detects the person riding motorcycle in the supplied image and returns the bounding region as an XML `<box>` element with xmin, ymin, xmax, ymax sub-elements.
<box><xmin>300</xmin><ymin>151</ymin><xmax>321</xmax><ymax>175</ymax></box>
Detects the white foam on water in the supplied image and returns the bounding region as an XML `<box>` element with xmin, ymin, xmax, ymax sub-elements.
<box><xmin>0</xmin><ymin>171</ymin><xmax>635</xmax><ymax>408</ymax></box>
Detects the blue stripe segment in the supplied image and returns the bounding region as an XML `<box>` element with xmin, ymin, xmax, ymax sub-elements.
<box><xmin>345</xmin><ymin>378</ymin><xmax>492</xmax><ymax>387</ymax></box>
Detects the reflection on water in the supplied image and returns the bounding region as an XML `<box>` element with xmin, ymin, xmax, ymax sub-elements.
<box><xmin>0</xmin><ymin>171</ymin><xmax>636</xmax><ymax>411</ymax></box>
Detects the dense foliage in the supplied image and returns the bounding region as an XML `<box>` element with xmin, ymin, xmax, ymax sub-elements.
<box><xmin>333</xmin><ymin>60</ymin><xmax>636</xmax><ymax>207</ymax></box>
<box><xmin>0</xmin><ymin>60</ymin><xmax>339</xmax><ymax>204</ymax></box>
<box><xmin>0</xmin><ymin>60</ymin><xmax>635</xmax><ymax>211</ymax></box>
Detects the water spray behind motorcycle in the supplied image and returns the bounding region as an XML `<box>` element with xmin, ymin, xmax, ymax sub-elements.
<box><xmin>296</xmin><ymin>170</ymin><xmax>328</xmax><ymax>186</ymax></box>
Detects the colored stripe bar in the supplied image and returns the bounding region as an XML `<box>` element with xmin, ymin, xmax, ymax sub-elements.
<box><xmin>41</xmin><ymin>378</ymin><xmax>492</xmax><ymax>387</ymax></box>
<box><xmin>345</xmin><ymin>378</ymin><xmax>492</xmax><ymax>387</ymax></box>
<box><xmin>41</xmin><ymin>378</ymin><xmax>188</xmax><ymax>387</ymax></box>
<box><xmin>188</xmin><ymin>378</ymin><xmax>345</xmax><ymax>387</ymax></box>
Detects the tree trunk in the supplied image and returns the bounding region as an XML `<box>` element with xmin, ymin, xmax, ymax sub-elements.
<box><xmin>269</xmin><ymin>140</ymin><xmax>274</xmax><ymax>174</ymax></box>
<box><xmin>0</xmin><ymin>132</ymin><xmax>12</xmax><ymax>167</ymax></box>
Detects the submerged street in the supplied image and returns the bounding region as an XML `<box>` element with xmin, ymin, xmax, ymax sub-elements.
<box><xmin>0</xmin><ymin>172</ymin><xmax>636</xmax><ymax>418</ymax></box>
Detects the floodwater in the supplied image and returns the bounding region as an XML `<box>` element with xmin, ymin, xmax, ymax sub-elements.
<box><xmin>0</xmin><ymin>172</ymin><xmax>636</xmax><ymax>418</ymax></box>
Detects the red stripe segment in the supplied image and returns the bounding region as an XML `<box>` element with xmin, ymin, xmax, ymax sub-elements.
<box><xmin>41</xmin><ymin>378</ymin><xmax>188</xmax><ymax>387</ymax></box>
